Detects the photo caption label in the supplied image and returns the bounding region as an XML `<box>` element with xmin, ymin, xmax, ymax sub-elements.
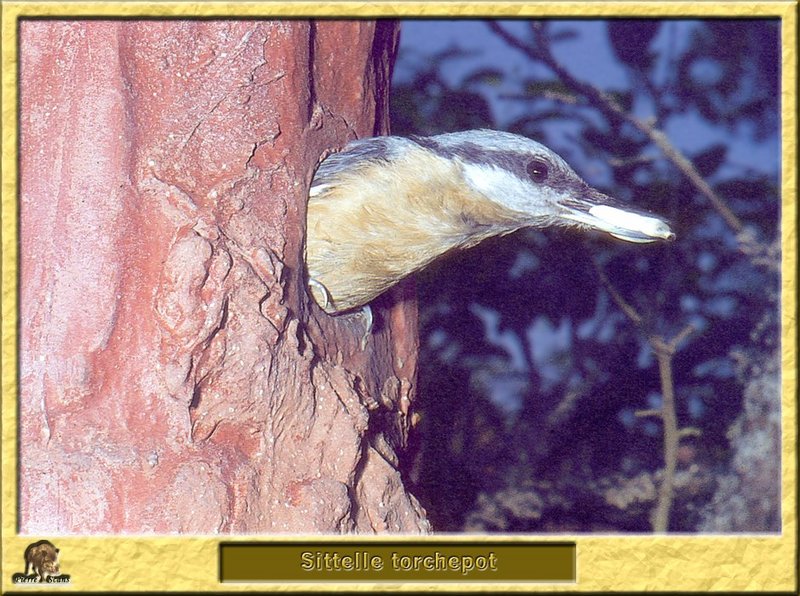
<box><xmin>220</xmin><ymin>542</ymin><xmax>575</xmax><ymax>582</ymax></box>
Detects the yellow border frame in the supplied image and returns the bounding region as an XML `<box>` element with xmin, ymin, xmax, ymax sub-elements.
<box><xmin>1</xmin><ymin>1</ymin><xmax>796</xmax><ymax>592</ymax></box>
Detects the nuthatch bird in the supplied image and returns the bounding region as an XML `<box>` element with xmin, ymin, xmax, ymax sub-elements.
<box><xmin>306</xmin><ymin>129</ymin><xmax>674</xmax><ymax>315</ymax></box>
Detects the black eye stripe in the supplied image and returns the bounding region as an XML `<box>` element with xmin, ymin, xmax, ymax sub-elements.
<box><xmin>527</xmin><ymin>159</ymin><xmax>549</xmax><ymax>183</ymax></box>
<box><xmin>412</xmin><ymin>137</ymin><xmax>574</xmax><ymax>190</ymax></box>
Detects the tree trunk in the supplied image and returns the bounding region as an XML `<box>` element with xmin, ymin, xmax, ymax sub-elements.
<box><xmin>19</xmin><ymin>20</ymin><xmax>429</xmax><ymax>534</ymax></box>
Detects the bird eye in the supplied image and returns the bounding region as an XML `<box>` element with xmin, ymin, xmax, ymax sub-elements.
<box><xmin>527</xmin><ymin>159</ymin><xmax>549</xmax><ymax>183</ymax></box>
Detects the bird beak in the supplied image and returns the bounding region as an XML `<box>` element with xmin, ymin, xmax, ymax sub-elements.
<box><xmin>560</xmin><ymin>188</ymin><xmax>675</xmax><ymax>243</ymax></box>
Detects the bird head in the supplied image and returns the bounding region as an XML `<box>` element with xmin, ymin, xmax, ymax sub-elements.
<box><xmin>413</xmin><ymin>129</ymin><xmax>675</xmax><ymax>243</ymax></box>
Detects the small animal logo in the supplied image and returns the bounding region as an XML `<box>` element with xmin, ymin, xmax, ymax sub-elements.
<box><xmin>11</xmin><ymin>540</ymin><xmax>70</xmax><ymax>584</ymax></box>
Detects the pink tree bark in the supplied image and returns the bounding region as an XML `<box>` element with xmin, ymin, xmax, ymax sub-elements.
<box><xmin>19</xmin><ymin>20</ymin><xmax>428</xmax><ymax>534</ymax></box>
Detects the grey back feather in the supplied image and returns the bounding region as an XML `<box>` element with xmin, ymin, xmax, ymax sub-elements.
<box><xmin>311</xmin><ymin>136</ymin><xmax>418</xmax><ymax>191</ymax></box>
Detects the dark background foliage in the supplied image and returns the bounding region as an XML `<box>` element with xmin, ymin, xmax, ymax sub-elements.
<box><xmin>390</xmin><ymin>20</ymin><xmax>781</xmax><ymax>533</ymax></box>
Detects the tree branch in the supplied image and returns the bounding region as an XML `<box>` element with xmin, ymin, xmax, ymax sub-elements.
<box><xmin>593</xmin><ymin>258</ymin><xmax>696</xmax><ymax>532</ymax></box>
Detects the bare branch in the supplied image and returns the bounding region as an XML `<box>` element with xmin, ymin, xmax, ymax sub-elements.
<box><xmin>668</xmin><ymin>323</ymin><xmax>697</xmax><ymax>352</ymax></box>
<box><xmin>679</xmin><ymin>427</ymin><xmax>702</xmax><ymax>438</ymax></box>
<box><xmin>593</xmin><ymin>259</ymin><xmax>697</xmax><ymax>532</ymax></box>
<box><xmin>634</xmin><ymin>408</ymin><xmax>662</xmax><ymax>418</ymax></box>
<box><xmin>592</xmin><ymin>259</ymin><xmax>643</xmax><ymax>327</ymax></box>
<box><xmin>650</xmin><ymin>343</ymin><xmax>679</xmax><ymax>533</ymax></box>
